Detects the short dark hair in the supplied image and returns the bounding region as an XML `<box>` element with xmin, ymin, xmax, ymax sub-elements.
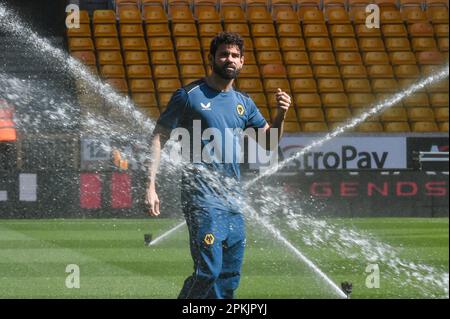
<box><xmin>209</xmin><ymin>32</ymin><xmax>244</xmax><ymax>58</ymax></box>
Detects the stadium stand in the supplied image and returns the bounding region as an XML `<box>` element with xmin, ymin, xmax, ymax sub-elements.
<box><xmin>67</xmin><ymin>0</ymin><xmax>449</xmax><ymax>132</ymax></box>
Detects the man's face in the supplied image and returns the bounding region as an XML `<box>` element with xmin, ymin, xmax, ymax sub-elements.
<box><xmin>210</xmin><ymin>44</ymin><xmax>244</xmax><ymax>80</ymax></box>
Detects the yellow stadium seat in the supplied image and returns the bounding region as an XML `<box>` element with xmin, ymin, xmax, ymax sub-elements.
<box><xmin>146</xmin><ymin>23</ymin><xmax>171</xmax><ymax>37</ymax></box>
<box><xmin>438</xmin><ymin>37</ymin><xmax>449</xmax><ymax>51</ymax></box>
<box><xmin>243</xmin><ymin>37</ymin><xmax>255</xmax><ymax>50</ymax></box>
<box><xmin>310</xmin><ymin>52</ymin><xmax>336</xmax><ymax>65</ymax></box>
<box><xmin>307</xmin><ymin>38</ymin><xmax>332</xmax><ymax>51</ymax></box>
<box><xmin>380</xmin><ymin>107</ymin><xmax>408</xmax><ymax>122</ymax></box>
<box><xmin>247</xmin><ymin>6</ymin><xmax>273</xmax><ymax>23</ymax></box>
<box><xmin>411</xmin><ymin>37</ymin><xmax>438</xmax><ymax>51</ymax></box>
<box><xmin>340</xmin><ymin>65</ymin><xmax>368</xmax><ymax>78</ymax></box>
<box><xmin>326</xmin><ymin>6</ymin><xmax>350</xmax><ymax>24</ymax></box>
<box><xmin>383</xmin><ymin>121</ymin><xmax>411</xmax><ymax>132</ymax></box>
<box><xmin>322</xmin><ymin>93</ymin><xmax>349</xmax><ymax>107</ymax></box>
<box><xmin>170</xmin><ymin>5</ymin><xmax>195</xmax><ymax>23</ymax></box>
<box><xmin>372</xmin><ymin>79</ymin><xmax>399</xmax><ymax>93</ymax></box>
<box><xmin>355</xmin><ymin>24</ymin><xmax>382</xmax><ymax>37</ymax></box>
<box><xmin>401</xmin><ymin>5</ymin><xmax>428</xmax><ymax>24</ymax></box>
<box><xmin>408</xmin><ymin>22</ymin><xmax>434</xmax><ymax>37</ymax></box>
<box><xmin>435</xmin><ymin>107</ymin><xmax>449</xmax><ymax>122</ymax></box>
<box><xmin>359</xmin><ymin>38</ymin><xmax>386</xmax><ymax>52</ymax></box>
<box><xmin>71</xmin><ymin>51</ymin><xmax>97</xmax><ymax>65</ymax></box>
<box><xmin>290</xmin><ymin>78</ymin><xmax>317</xmax><ymax>92</ymax></box>
<box><xmin>93</xmin><ymin>24</ymin><xmax>118</xmax><ymax>37</ymax></box>
<box><xmin>272</xmin><ymin>107</ymin><xmax>297</xmax><ymax>122</ymax></box>
<box><xmin>240</xmin><ymin>64</ymin><xmax>261</xmax><ymax>78</ymax></box>
<box><xmin>254</xmin><ymin>38</ymin><xmax>280</xmax><ymax>51</ymax></box>
<box><xmin>264</xmin><ymin>79</ymin><xmax>291</xmax><ymax>93</ymax></box>
<box><xmin>427</xmin><ymin>3</ymin><xmax>449</xmax><ymax>23</ymax></box>
<box><xmin>118</xmin><ymin>6</ymin><xmax>142</xmax><ymax>24</ymax></box>
<box><xmin>333</xmin><ymin>38</ymin><xmax>358</xmax><ymax>51</ymax></box>
<box><xmin>299</xmin><ymin>6</ymin><xmax>325</xmax><ymax>24</ymax></box>
<box><xmin>259</xmin><ymin>51</ymin><xmax>284</xmax><ymax>64</ymax></box>
<box><xmin>143</xmin><ymin>5</ymin><xmax>168</xmax><ymax>23</ymax></box>
<box><xmin>302</xmin><ymin>121</ymin><xmax>329</xmax><ymax>132</ymax></box>
<box><xmin>67</xmin><ymin>24</ymin><xmax>91</xmax><ymax>37</ymax></box>
<box><xmin>93</xmin><ymin>10</ymin><xmax>116</xmax><ymax>24</ymax></box>
<box><xmin>172</xmin><ymin>23</ymin><xmax>198</xmax><ymax>36</ymax></box>
<box><xmin>385</xmin><ymin>37</ymin><xmax>411</xmax><ymax>51</ymax></box>
<box><xmin>120</xmin><ymin>24</ymin><xmax>144</xmax><ymax>37</ymax></box>
<box><xmin>344</xmin><ymin>79</ymin><xmax>372</xmax><ymax>92</ymax></box>
<box><xmin>129</xmin><ymin>79</ymin><xmax>155</xmax><ymax>92</ymax></box>
<box><xmin>98</xmin><ymin>51</ymin><xmax>123</xmax><ymax>65</ymax></box>
<box><xmin>439</xmin><ymin>121</ymin><xmax>449</xmax><ymax>132</ymax></box>
<box><xmin>68</xmin><ymin>38</ymin><xmax>94</xmax><ymax>51</ymax></box>
<box><xmin>303</xmin><ymin>24</ymin><xmax>328</xmax><ymax>37</ymax></box>
<box><xmin>283</xmin><ymin>121</ymin><xmax>301</xmax><ymax>132</ymax></box>
<box><xmin>180</xmin><ymin>64</ymin><xmax>206</xmax><ymax>78</ymax></box>
<box><xmin>367</xmin><ymin>65</ymin><xmax>395</xmax><ymax>78</ymax></box>
<box><xmin>390</xmin><ymin>51</ymin><xmax>417</xmax><ymax>64</ymax></box>
<box><xmin>382</xmin><ymin>24</ymin><xmax>408</xmax><ymax>37</ymax></box>
<box><xmin>421</xmin><ymin>64</ymin><xmax>442</xmax><ymax>77</ymax></box>
<box><xmin>427</xmin><ymin>79</ymin><xmax>449</xmax><ymax>93</ymax></box>
<box><xmin>348</xmin><ymin>93</ymin><xmax>376</xmax><ymax>107</ymax></box>
<box><xmin>122</xmin><ymin>37</ymin><xmax>148</xmax><ymax>51</ymax></box>
<box><xmin>261</xmin><ymin>64</ymin><xmax>287</xmax><ymax>78</ymax></box>
<box><xmin>376</xmin><ymin>93</ymin><xmax>404</xmax><ymax>108</ymax></box>
<box><xmin>284</xmin><ymin>65</ymin><xmax>312</xmax><ymax>78</ymax></box>
<box><xmin>318</xmin><ymin>79</ymin><xmax>344</xmax><ymax>93</ymax></box>
<box><xmin>147</xmin><ymin>37</ymin><xmax>174</xmax><ymax>51</ymax></box>
<box><xmin>434</xmin><ymin>24</ymin><xmax>449</xmax><ymax>37</ymax></box>
<box><xmin>297</xmin><ymin>108</ymin><xmax>325</xmax><ymax>122</ymax></box>
<box><xmin>244</xmin><ymin>51</ymin><xmax>257</xmax><ymax>64</ymax></box>
<box><xmin>336</xmin><ymin>52</ymin><xmax>362</xmax><ymax>65</ymax></box>
<box><xmin>349</xmin><ymin>4</ymin><xmax>368</xmax><ymax>24</ymax></box>
<box><xmin>272</xmin><ymin>4</ymin><xmax>299</xmax><ymax>23</ymax></box>
<box><xmin>127</xmin><ymin>64</ymin><xmax>152</xmax><ymax>78</ymax></box>
<box><xmin>380</xmin><ymin>8</ymin><xmax>403</xmax><ymax>24</ymax></box>
<box><xmin>100</xmin><ymin>64</ymin><xmax>126</xmax><ymax>78</ymax></box>
<box><xmin>116</xmin><ymin>0</ymin><xmax>140</xmax><ymax>6</ymax></box>
<box><xmin>398</xmin><ymin>78</ymin><xmax>426</xmax><ymax>92</ymax></box>
<box><xmin>247</xmin><ymin>92</ymin><xmax>268</xmax><ymax>106</ymax></box>
<box><xmin>355</xmin><ymin>122</ymin><xmax>384</xmax><ymax>132</ymax></box>
<box><xmin>294</xmin><ymin>93</ymin><xmax>322</xmax><ymax>108</ymax></box>
<box><xmin>195</xmin><ymin>5</ymin><xmax>221</xmax><ymax>23</ymax></box>
<box><xmin>279</xmin><ymin>38</ymin><xmax>306</xmax><ymax>51</ymax></box>
<box><xmin>95</xmin><ymin>37</ymin><xmax>121</xmax><ymax>50</ymax></box>
<box><xmin>221</xmin><ymin>6</ymin><xmax>247</xmax><ymax>23</ymax></box>
<box><xmin>277</xmin><ymin>23</ymin><xmax>302</xmax><ymax>37</ymax></box>
<box><xmin>330</xmin><ymin>24</ymin><xmax>355</xmax><ymax>37</ymax></box>
<box><xmin>132</xmin><ymin>94</ymin><xmax>158</xmax><ymax>108</ymax></box>
<box><xmin>177</xmin><ymin>51</ymin><xmax>204</xmax><ymax>64</ymax></box>
<box><xmin>175</xmin><ymin>37</ymin><xmax>201</xmax><ymax>50</ymax></box>
<box><xmin>411</xmin><ymin>121</ymin><xmax>439</xmax><ymax>132</ymax></box>
<box><xmin>429</xmin><ymin>93</ymin><xmax>449</xmax><ymax>107</ymax></box>
<box><xmin>403</xmin><ymin>93</ymin><xmax>430</xmax><ymax>107</ymax></box>
<box><xmin>251</xmin><ymin>23</ymin><xmax>276</xmax><ymax>37</ymax></box>
<box><xmin>124</xmin><ymin>51</ymin><xmax>149</xmax><ymax>65</ymax></box>
<box><xmin>416</xmin><ymin>50</ymin><xmax>445</xmax><ymax>64</ymax></box>
<box><xmin>198</xmin><ymin>23</ymin><xmax>223</xmax><ymax>37</ymax></box>
<box><xmin>153</xmin><ymin>64</ymin><xmax>179</xmax><ymax>78</ymax></box>
<box><xmin>236</xmin><ymin>78</ymin><xmax>264</xmax><ymax>92</ymax></box>
<box><xmin>326</xmin><ymin>108</ymin><xmax>352</xmax><ymax>122</ymax></box>
<box><xmin>156</xmin><ymin>78</ymin><xmax>182</xmax><ymax>92</ymax></box>
<box><xmin>106</xmin><ymin>78</ymin><xmax>129</xmax><ymax>93</ymax></box>
<box><xmin>224</xmin><ymin>23</ymin><xmax>250</xmax><ymax>36</ymax></box>
<box><xmin>314</xmin><ymin>65</ymin><xmax>340</xmax><ymax>78</ymax></box>
<box><xmin>363</xmin><ymin>52</ymin><xmax>390</xmax><ymax>65</ymax></box>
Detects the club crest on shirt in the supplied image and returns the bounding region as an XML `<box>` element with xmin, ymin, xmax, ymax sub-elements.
<box><xmin>236</xmin><ymin>104</ymin><xmax>245</xmax><ymax>116</ymax></box>
<box><xmin>201</xmin><ymin>102</ymin><xmax>211</xmax><ymax>110</ymax></box>
<box><xmin>204</xmin><ymin>233</ymin><xmax>215</xmax><ymax>245</ymax></box>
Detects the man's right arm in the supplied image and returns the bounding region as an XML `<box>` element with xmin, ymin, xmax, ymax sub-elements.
<box><xmin>146</xmin><ymin>124</ymin><xmax>171</xmax><ymax>216</ymax></box>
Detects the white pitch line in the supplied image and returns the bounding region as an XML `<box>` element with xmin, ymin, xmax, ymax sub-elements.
<box><xmin>148</xmin><ymin>221</ymin><xmax>186</xmax><ymax>246</ymax></box>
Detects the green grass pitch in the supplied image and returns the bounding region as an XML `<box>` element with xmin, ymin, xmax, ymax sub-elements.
<box><xmin>0</xmin><ymin>218</ymin><xmax>448</xmax><ymax>299</ymax></box>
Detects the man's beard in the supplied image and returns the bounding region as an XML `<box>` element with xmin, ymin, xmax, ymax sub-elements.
<box><xmin>212</xmin><ymin>61</ymin><xmax>241</xmax><ymax>80</ymax></box>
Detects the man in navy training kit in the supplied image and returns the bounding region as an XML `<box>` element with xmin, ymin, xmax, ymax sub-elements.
<box><xmin>146</xmin><ymin>32</ymin><xmax>292</xmax><ymax>299</ymax></box>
